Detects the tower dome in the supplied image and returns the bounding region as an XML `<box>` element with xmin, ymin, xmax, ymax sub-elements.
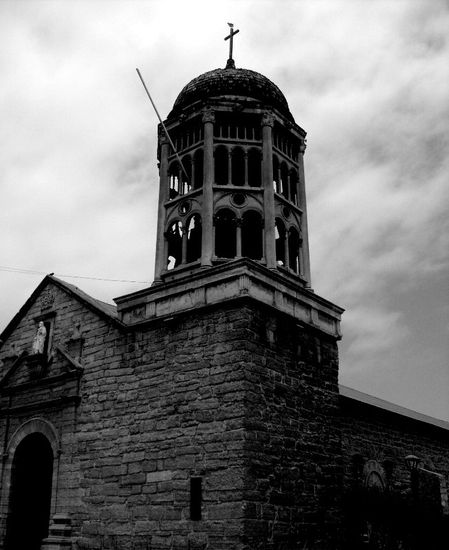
<box><xmin>169</xmin><ymin>67</ymin><xmax>294</xmax><ymax>122</ymax></box>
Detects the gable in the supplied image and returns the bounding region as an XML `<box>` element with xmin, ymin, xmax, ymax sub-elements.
<box><xmin>0</xmin><ymin>277</ymin><xmax>124</xmax><ymax>413</ymax></box>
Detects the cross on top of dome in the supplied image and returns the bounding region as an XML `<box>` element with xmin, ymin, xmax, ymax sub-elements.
<box><xmin>224</xmin><ymin>23</ymin><xmax>239</xmax><ymax>69</ymax></box>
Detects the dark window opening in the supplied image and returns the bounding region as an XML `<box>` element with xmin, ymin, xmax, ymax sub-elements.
<box><xmin>166</xmin><ymin>221</ymin><xmax>183</xmax><ymax>270</ymax></box>
<box><xmin>193</xmin><ymin>149</ymin><xmax>203</xmax><ymax>189</ymax></box>
<box><xmin>242</xmin><ymin>211</ymin><xmax>263</xmax><ymax>260</ymax></box>
<box><xmin>215</xmin><ymin>209</ymin><xmax>236</xmax><ymax>258</ymax></box>
<box><xmin>232</xmin><ymin>148</ymin><xmax>245</xmax><ymax>186</ymax></box>
<box><xmin>288</xmin><ymin>227</ymin><xmax>300</xmax><ymax>273</ymax></box>
<box><xmin>215</xmin><ymin>146</ymin><xmax>228</xmax><ymax>185</ymax></box>
<box><xmin>190</xmin><ymin>477</ymin><xmax>202</xmax><ymax>521</ymax></box>
<box><xmin>275</xmin><ymin>218</ymin><xmax>286</xmax><ymax>266</ymax></box>
<box><xmin>248</xmin><ymin>149</ymin><xmax>261</xmax><ymax>187</ymax></box>
<box><xmin>186</xmin><ymin>214</ymin><xmax>202</xmax><ymax>263</ymax></box>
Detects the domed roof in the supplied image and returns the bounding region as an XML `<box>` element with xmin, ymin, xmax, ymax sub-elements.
<box><xmin>170</xmin><ymin>66</ymin><xmax>294</xmax><ymax>121</ymax></box>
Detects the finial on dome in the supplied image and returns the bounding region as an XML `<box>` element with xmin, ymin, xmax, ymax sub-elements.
<box><xmin>224</xmin><ymin>23</ymin><xmax>239</xmax><ymax>69</ymax></box>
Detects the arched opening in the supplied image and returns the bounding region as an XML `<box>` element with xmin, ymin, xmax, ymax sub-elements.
<box><xmin>272</xmin><ymin>155</ymin><xmax>280</xmax><ymax>193</ymax></box>
<box><xmin>248</xmin><ymin>149</ymin><xmax>262</xmax><ymax>187</ymax></box>
<box><xmin>231</xmin><ymin>148</ymin><xmax>245</xmax><ymax>186</ymax></box>
<box><xmin>215</xmin><ymin>146</ymin><xmax>228</xmax><ymax>185</ymax></box>
<box><xmin>280</xmin><ymin>162</ymin><xmax>289</xmax><ymax>200</ymax></box>
<box><xmin>186</xmin><ymin>214</ymin><xmax>202</xmax><ymax>263</ymax></box>
<box><xmin>215</xmin><ymin>209</ymin><xmax>236</xmax><ymax>258</ymax></box>
<box><xmin>166</xmin><ymin>220</ymin><xmax>183</xmax><ymax>270</ymax></box>
<box><xmin>242</xmin><ymin>211</ymin><xmax>263</xmax><ymax>260</ymax></box>
<box><xmin>168</xmin><ymin>161</ymin><xmax>180</xmax><ymax>200</ymax></box>
<box><xmin>5</xmin><ymin>433</ymin><xmax>53</xmax><ymax>550</ymax></box>
<box><xmin>275</xmin><ymin>218</ymin><xmax>286</xmax><ymax>266</ymax></box>
<box><xmin>181</xmin><ymin>156</ymin><xmax>192</xmax><ymax>195</ymax></box>
<box><xmin>193</xmin><ymin>149</ymin><xmax>203</xmax><ymax>189</ymax></box>
<box><xmin>288</xmin><ymin>227</ymin><xmax>301</xmax><ymax>273</ymax></box>
<box><xmin>289</xmin><ymin>169</ymin><xmax>299</xmax><ymax>206</ymax></box>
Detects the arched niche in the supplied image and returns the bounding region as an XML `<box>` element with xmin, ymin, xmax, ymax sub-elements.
<box><xmin>1</xmin><ymin>418</ymin><xmax>60</xmax><ymax>550</ymax></box>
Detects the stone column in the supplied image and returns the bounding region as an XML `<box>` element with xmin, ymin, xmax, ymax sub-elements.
<box><xmin>201</xmin><ymin>108</ymin><xmax>215</xmax><ymax>267</ymax></box>
<box><xmin>153</xmin><ymin>130</ymin><xmax>170</xmax><ymax>283</ymax></box>
<box><xmin>244</xmin><ymin>151</ymin><xmax>248</xmax><ymax>186</ymax></box>
<box><xmin>236</xmin><ymin>218</ymin><xmax>242</xmax><ymax>257</ymax></box>
<box><xmin>227</xmin><ymin>149</ymin><xmax>232</xmax><ymax>185</ymax></box>
<box><xmin>262</xmin><ymin>112</ymin><xmax>276</xmax><ymax>269</ymax></box>
<box><xmin>298</xmin><ymin>139</ymin><xmax>312</xmax><ymax>286</ymax></box>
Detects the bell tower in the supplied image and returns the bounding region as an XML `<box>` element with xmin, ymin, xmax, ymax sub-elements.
<box><xmin>115</xmin><ymin>39</ymin><xmax>344</xmax><ymax>549</ymax></box>
<box><xmin>153</xmin><ymin>47</ymin><xmax>311</xmax><ymax>288</ymax></box>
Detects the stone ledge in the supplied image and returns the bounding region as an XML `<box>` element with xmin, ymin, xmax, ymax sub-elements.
<box><xmin>114</xmin><ymin>259</ymin><xmax>343</xmax><ymax>339</ymax></box>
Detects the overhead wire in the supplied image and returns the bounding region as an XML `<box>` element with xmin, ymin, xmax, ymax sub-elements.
<box><xmin>0</xmin><ymin>265</ymin><xmax>151</xmax><ymax>284</ymax></box>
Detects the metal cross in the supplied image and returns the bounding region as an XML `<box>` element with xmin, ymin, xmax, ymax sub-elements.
<box><xmin>224</xmin><ymin>23</ymin><xmax>240</xmax><ymax>63</ymax></box>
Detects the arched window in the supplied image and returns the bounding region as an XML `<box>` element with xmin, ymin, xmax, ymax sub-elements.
<box><xmin>289</xmin><ymin>169</ymin><xmax>299</xmax><ymax>206</ymax></box>
<box><xmin>242</xmin><ymin>211</ymin><xmax>263</xmax><ymax>260</ymax></box>
<box><xmin>275</xmin><ymin>218</ymin><xmax>286</xmax><ymax>266</ymax></box>
<box><xmin>193</xmin><ymin>149</ymin><xmax>203</xmax><ymax>189</ymax></box>
<box><xmin>232</xmin><ymin>148</ymin><xmax>245</xmax><ymax>186</ymax></box>
<box><xmin>186</xmin><ymin>214</ymin><xmax>202</xmax><ymax>263</ymax></box>
<box><xmin>181</xmin><ymin>156</ymin><xmax>192</xmax><ymax>195</ymax></box>
<box><xmin>272</xmin><ymin>155</ymin><xmax>280</xmax><ymax>193</ymax></box>
<box><xmin>215</xmin><ymin>146</ymin><xmax>228</xmax><ymax>185</ymax></box>
<box><xmin>215</xmin><ymin>209</ymin><xmax>236</xmax><ymax>258</ymax></box>
<box><xmin>248</xmin><ymin>149</ymin><xmax>261</xmax><ymax>187</ymax></box>
<box><xmin>168</xmin><ymin>162</ymin><xmax>180</xmax><ymax>200</ymax></box>
<box><xmin>166</xmin><ymin>220</ymin><xmax>183</xmax><ymax>269</ymax></box>
<box><xmin>288</xmin><ymin>227</ymin><xmax>301</xmax><ymax>273</ymax></box>
<box><xmin>280</xmin><ymin>162</ymin><xmax>289</xmax><ymax>200</ymax></box>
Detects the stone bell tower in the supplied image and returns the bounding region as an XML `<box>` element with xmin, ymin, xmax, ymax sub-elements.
<box><xmin>115</xmin><ymin>37</ymin><xmax>344</xmax><ymax>549</ymax></box>
<box><xmin>153</xmin><ymin>44</ymin><xmax>311</xmax><ymax>287</ymax></box>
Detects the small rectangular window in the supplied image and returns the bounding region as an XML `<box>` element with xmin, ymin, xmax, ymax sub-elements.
<box><xmin>190</xmin><ymin>477</ymin><xmax>202</xmax><ymax>521</ymax></box>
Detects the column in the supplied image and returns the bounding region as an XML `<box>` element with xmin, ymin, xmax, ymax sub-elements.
<box><xmin>298</xmin><ymin>139</ymin><xmax>312</xmax><ymax>286</ymax></box>
<box><xmin>153</xmin><ymin>130</ymin><xmax>170</xmax><ymax>283</ymax></box>
<box><xmin>261</xmin><ymin>112</ymin><xmax>276</xmax><ymax>269</ymax></box>
<box><xmin>244</xmin><ymin>151</ymin><xmax>248</xmax><ymax>186</ymax></box>
<box><xmin>236</xmin><ymin>218</ymin><xmax>242</xmax><ymax>257</ymax></box>
<box><xmin>201</xmin><ymin>108</ymin><xmax>215</xmax><ymax>267</ymax></box>
<box><xmin>227</xmin><ymin>149</ymin><xmax>232</xmax><ymax>185</ymax></box>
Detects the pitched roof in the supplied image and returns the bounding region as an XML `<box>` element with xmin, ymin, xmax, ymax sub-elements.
<box><xmin>0</xmin><ymin>275</ymin><xmax>123</xmax><ymax>348</ymax></box>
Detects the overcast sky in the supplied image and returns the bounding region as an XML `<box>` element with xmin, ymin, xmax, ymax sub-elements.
<box><xmin>1</xmin><ymin>0</ymin><xmax>448</xmax><ymax>420</ymax></box>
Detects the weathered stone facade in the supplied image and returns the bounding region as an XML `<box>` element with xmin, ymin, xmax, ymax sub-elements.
<box><xmin>1</xmin><ymin>55</ymin><xmax>448</xmax><ymax>550</ymax></box>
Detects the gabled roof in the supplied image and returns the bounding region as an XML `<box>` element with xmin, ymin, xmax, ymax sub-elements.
<box><xmin>0</xmin><ymin>275</ymin><xmax>123</xmax><ymax>348</ymax></box>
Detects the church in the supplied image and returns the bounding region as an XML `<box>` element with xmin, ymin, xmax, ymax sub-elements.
<box><xmin>0</xmin><ymin>32</ymin><xmax>448</xmax><ymax>550</ymax></box>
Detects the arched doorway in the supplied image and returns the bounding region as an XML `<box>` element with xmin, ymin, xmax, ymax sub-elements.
<box><xmin>5</xmin><ymin>432</ymin><xmax>54</xmax><ymax>550</ymax></box>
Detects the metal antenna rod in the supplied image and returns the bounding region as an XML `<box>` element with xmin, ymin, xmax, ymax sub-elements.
<box><xmin>136</xmin><ymin>68</ymin><xmax>190</xmax><ymax>183</ymax></box>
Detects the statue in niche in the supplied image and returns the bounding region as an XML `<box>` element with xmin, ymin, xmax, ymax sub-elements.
<box><xmin>32</xmin><ymin>321</ymin><xmax>47</xmax><ymax>355</ymax></box>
